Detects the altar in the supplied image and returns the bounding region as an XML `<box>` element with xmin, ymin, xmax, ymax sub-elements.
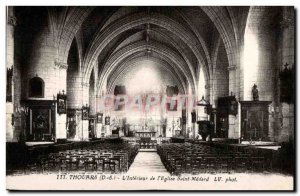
<box><xmin>135</xmin><ymin>131</ymin><xmax>156</xmax><ymax>138</ymax></box>
<box><xmin>134</xmin><ymin>124</ymin><xmax>158</xmax><ymax>138</ymax></box>
<box><xmin>240</xmin><ymin>101</ymin><xmax>272</xmax><ymax>140</ymax></box>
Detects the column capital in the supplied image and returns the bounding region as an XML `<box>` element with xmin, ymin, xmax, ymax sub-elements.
<box><xmin>82</xmin><ymin>82</ymin><xmax>90</xmax><ymax>87</ymax></box>
<box><xmin>54</xmin><ymin>59</ymin><xmax>68</xmax><ymax>69</ymax></box>
<box><xmin>204</xmin><ymin>84</ymin><xmax>210</xmax><ymax>90</ymax></box>
<box><xmin>228</xmin><ymin>65</ymin><xmax>237</xmax><ymax>71</ymax></box>
<box><xmin>7</xmin><ymin>16</ymin><xmax>17</xmax><ymax>26</ymax></box>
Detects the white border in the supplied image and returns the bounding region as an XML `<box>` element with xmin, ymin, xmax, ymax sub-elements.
<box><xmin>0</xmin><ymin>1</ymin><xmax>298</xmax><ymax>195</ymax></box>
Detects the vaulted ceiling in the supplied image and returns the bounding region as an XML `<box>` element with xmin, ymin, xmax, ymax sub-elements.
<box><xmin>15</xmin><ymin>6</ymin><xmax>250</xmax><ymax>95</ymax></box>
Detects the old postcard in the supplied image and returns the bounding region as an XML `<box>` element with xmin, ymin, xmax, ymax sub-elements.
<box><xmin>6</xmin><ymin>6</ymin><xmax>295</xmax><ymax>191</ymax></box>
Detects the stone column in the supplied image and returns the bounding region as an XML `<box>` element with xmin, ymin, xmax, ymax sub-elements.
<box><xmin>66</xmin><ymin>64</ymin><xmax>83</xmax><ymax>141</ymax></box>
<box><xmin>181</xmin><ymin>109</ymin><xmax>187</xmax><ymax>137</ymax></box>
<box><xmin>278</xmin><ymin>7</ymin><xmax>295</xmax><ymax>142</ymax></box>
<box><xmin>81</xmin><ymin>82</ymin><xmax>90</xmax><ymax>141</ymax></box>
<box><xmin>228</xmin><ymin>65</ymin><xmax>239</xmax><ymax>139</ymax></box>
<box><xmin>95</xmin><ymin>95</ymin><xmax>103</xmax><ymax>138</ymax></box>
<box><xmin>54</xmin><ymin>60</ymin><xmax>67</xmax><ymax>141</ymax></box>
<box><xmin>6</xmin><ymin>7</ymin><xmax>17</xmax><ymax>142</ymax></box>
<box><xmin>89</xmin><ymin>86</ymin><xmax>96</xmax><ymax>116</ymax></box>
<box><xmin>89</xmin><ymin>81</ymin><xmax>96</xmax><ymax>138</ymax></box>
<box><xmin>187</xmin><ymin>110</ymin><xmax>196</xmax><ymax>139</ymax></box>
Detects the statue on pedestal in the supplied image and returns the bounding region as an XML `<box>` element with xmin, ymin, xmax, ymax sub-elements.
<box><xmin>252</xmin><ymin>84</ymin><xmax>259</xmax><ymax>101</ymax></box>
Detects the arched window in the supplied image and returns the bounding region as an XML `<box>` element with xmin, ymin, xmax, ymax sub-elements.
<box><xmin>29</xmin><ymin>77</ymin><xmax>44</xmax><ymax>98</ymax></box>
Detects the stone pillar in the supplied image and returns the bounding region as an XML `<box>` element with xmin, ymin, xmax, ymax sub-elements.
<box><xmin>24</xmin><ymin>22</ymin><xmax>58</xmax><ymax>99</ymax></box>
<box><xmin>66</xmin><ymin>65</ymin><xmax>83</xmax><ymax>141</ymax></box>
<box><xmin>74</xmin><ymin>110</ymin><xmax>84</xmax><ymax>141</ymax></box>
<box><xmin>105</xmin><ymin>124</ymin><xmax>111</xmax><ymax>137</ymax></box>
<box><xmin>188</xmin><ymin>110</ymin><xmax>196</xmax><ymax>139</ymax></box>
<box><xmin>186</xmin><ymin>89</ymin><xmax>194</xmax><ymax>139</ymax></box>
<box><xmin>228</xmin><ymin>65</ymin><xmax>240</xmax><ymax>139</ymax></box>
<box><xmin>98</xmin><ymin>84</ymin><xmax>110</xmax><ymax>137</ymax></box>
<box><xmin>6</xmin><ymin>7</ymin><xmax>16</xmax><ymax>142</ymax></box>
<box><xmin>89</xmin><ymin>86</ymin><xmax>96</xmax><ymax>116</ymax></box>
<box><xmin>278</xmin><ymin>7</ymin><xmax>295</xmax><ymax>142</ymax></box>
<box><xmin>89</xmin><ymin>80</ymin><xmax>96</xmax><ymax>138</ymax></box>
<box><xmin>95</xmin><ymin>95</ymin><xmax>103</xmax><ymax>138</ymax></box>
<box><xmin>166</xmin><ymin>111</ymin><xmax>179</xmax><ymax>137</ymax></box>
<box><xmin>181</xmin><ymin>109</ymin><xmax>187</xmax><ymax>137</ymax></box>
<box><xmin>96</xmin><ymin>123</ymin><xmax>103</xmax><ymax>138</ymax></box>
<box><xmin>54</xmin><ymin>61</ymin><xmax>67</xmax><ymax>141</ymax></box>
<box><xmin>241</xmin><ymin>7</ymin><xmax>283</xmax><ymax>141</ymax></box>
<box><xmin>81</xmin><ymin>82</ymin><xmax>89</xmax><ymax>141</ymax></box>
<box><xmin>194</xmin><ymin>119</ymin><xmax>198</xmax><ymax>139</ymax></box>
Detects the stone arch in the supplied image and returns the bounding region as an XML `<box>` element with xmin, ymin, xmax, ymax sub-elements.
<box><xmin>201</xmin><ymin>7</ymin><xmax>238</xmax><ymax>67</ymax></box>
<box><xmin>67</xmin><ymin>38</ymin><xmax>81</xmax><ymax>108</ymax></box>
<box><xmin>83</xmin><ymin>13</ymin><xmax>209</xmax><ymax>83</ymax></box>
<box><xmin>242</xmin><ymin>6</ymin><xmax>282</xmax><ymax>101</ymax></box>
<box><xmin>57</xmin><ymin>7</ymin><xmax>94</xmax><ymax>64</ymax></box>
<box><xmin>108</xmin><ymin>27</ymin><xmax>201</xmax><ymax>81</ymax></box>
<box><xmin>95</xmin><ymin>41</ymin><xmax>196</xmax><ymax>96</ymax></box>
<box><xmin>107</xmin><ymin>56</ymin><xmax>187</xmax><ymax>95</ymax></box>
<box><xmin>174</xmin><ymin>8</ymin><xmax>212</xmax><ymax>78</ymax></box>
<box><xmin>29</xmin><ymin>76</ymin><xmax>45</xmax><ymax>98</ymax></box>
<box><xmin>211</xmin><ymin>39</ymin><xmax>229</xmax><ymax>105</ymax></box>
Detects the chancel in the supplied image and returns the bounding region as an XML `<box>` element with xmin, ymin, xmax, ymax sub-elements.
<box><xmin>6</xmin><ymin>6</ymin><xmax>295</xmax><ymax>184</ymax></box>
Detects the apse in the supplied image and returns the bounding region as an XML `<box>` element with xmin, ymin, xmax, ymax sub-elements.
<box><xmin>113</xmin><ymin>59</ymin><xmax>180</xmax><ymax>124</ymax></box>
<box><xmin>118</xmin><ymin>59</ymin><xmax>176</xmax><ymax>95</ymax></box>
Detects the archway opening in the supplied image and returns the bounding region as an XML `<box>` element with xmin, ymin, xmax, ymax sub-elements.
<box><xmin>108</xmin><ymin>59</ymin><xmax>185</xmax><ymax>137</ymax></box>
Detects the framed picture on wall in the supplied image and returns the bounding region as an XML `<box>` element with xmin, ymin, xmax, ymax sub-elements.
<box><xmin>166</xmin><ymin>100</ymin><xmax>177</xmax><ymax>111</ymax></box>
<box><xmin>105</xmin><ymin>116</ymin><xmax>110</xmax><ymax>125</ymax></box>
<box><xmin>229</xmin><ymin>96</ymin><xmax>238</xmax><ymax>116</ymax></box>
<box><xmin>82</xmin><ymin>105</ymin><xmax>89</xmax><ymax>120</ymax></box>
<box><xmin>97</xmin><ymin>113</ymin><xmax>103</xmax><ymax>123</ymax></box>
<box><xmin>57</xmin><ymin>92</ymin><xmax>67</xmax><ymax>114</ymax></box>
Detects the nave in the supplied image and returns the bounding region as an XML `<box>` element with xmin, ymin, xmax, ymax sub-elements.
<box><xmin>5</xmin><ymin>6</ymin><xmax>295</xmax><ymax>190</ymax></box>
<box><xmin>127</xmin><ymin>152</ymin><xmax>169</xmax><ymax>175</ymax></box>
<box><xmin>6</xmin><ymin>138</ymin><xmax>293</xmax><ymax>176</ymax></box>
<box><xmin>6</xmin><ymin>137</ymin><xmax>295</xmax><ymax>190</ymax></box>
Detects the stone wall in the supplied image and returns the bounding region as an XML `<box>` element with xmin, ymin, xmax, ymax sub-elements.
<box><xmin>7</xmin><ymin>6</ymin><xmax>295</xmax><ymax>143</ymax></box>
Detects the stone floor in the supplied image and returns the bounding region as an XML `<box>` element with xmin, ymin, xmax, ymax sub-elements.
<box><xmin>6</xmin><ymin>151</ymin><xmax>294</xmax><ymax>190</ymax></box>
<box><xmin>127</xmin><ymin>151</ymin><xmax>170</xmax><ymax>175</ymax></box>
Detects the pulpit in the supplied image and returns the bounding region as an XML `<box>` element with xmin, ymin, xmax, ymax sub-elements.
<box><xmin>240</xmin><ymin>101</ymin><xmax>271</xmax><ymax>140</ymax></box>
<box><xmin>197</xmin><ymin>120</ymin><xmax>212</xmax><ymax>141</ymax></box>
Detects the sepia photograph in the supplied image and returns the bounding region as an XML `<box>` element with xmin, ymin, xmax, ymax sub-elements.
<box><xmin>5</xmin><ymin>4</ymin><xmax>295</xmax><ymax>191</ymax></box>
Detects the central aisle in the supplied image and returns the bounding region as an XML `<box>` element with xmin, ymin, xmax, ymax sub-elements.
<box><xmin>127</xmin><ymin>152</ymin><xmax>170</xmax><ymax>175</ymax></box>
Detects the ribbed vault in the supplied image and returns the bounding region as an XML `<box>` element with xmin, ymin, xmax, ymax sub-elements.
<box><xmin>53</xmin><ymin>6</ymin><xmax>251</xmax><ymax>99</ymax></box>
<box><xmin>106</xmin><ymin>56</ymin><xmax>187</xmax><ymax>95</ymax></box>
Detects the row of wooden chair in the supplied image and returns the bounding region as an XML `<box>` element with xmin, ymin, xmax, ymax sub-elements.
<box><xmin>136</xmin><ymin>140</ymin><xmax>158</xmax><ymax>149</ymax></box>
<box><xmin>158</xmin><ymin>143</ymin><xmax>267</xmax><ymax>175</ymax></box>
<box><xmin>26</xmin><ymin>143</ymin><xmax>138</xmax><ymax>174</ymax></box>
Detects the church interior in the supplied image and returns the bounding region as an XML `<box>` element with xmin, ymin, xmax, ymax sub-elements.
<box><xmin>6</xmin><ymin>6</ymin><xmax>295</xmax><ymax>177</ymax></box>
